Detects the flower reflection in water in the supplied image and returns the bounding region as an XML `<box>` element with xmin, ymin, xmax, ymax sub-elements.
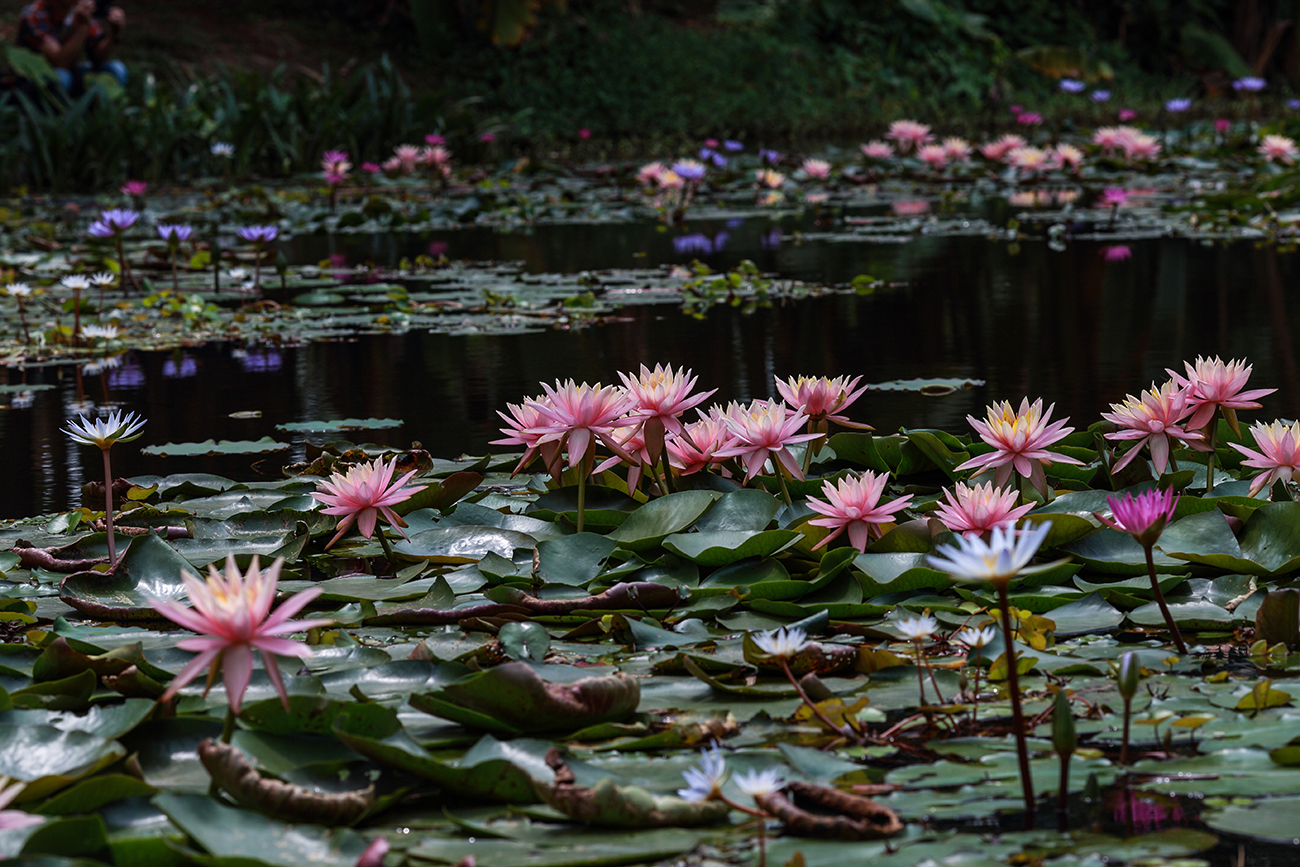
<box><xmin>891</xmin><ymin>199</ymin><xmax>930</xmax><ymax>216</ymax></box>
<box><xmin>163</xmin><ymin>355</ymin><xmax>198</xmax><ymax>379</ymax></box>
<box><xmin>1110</xmin><ymin>790</ymin><xmax>1186</xmax><ymax>835</ymax></box>
<box><xmin>672</xmin><ymin>231</ymin><xmax>729</xmax><ymax>256</ymax></box>
<box><xmin>107</xmin><ymin>358</ymin><xmax>146</xmax><ymax>390</ymax></box>
<box><xmin>235</xmin><ymin>348</ymin><xmax>283</xmax><ymax>374</ymax></box>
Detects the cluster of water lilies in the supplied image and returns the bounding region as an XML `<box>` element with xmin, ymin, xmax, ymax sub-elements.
<box><xmin>489</xmin><ymin>357</ymin><xmax>1288</xmax><ymax>540</ymax></box>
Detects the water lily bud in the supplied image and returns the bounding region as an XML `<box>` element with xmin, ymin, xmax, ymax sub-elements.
<box><xmin>1118</xmin><ymin>651</ymin><xmax>1140</xmax><ymax>701</ymax></box>
<box><xmin>1052</xmin><ymin>690</ymin><xmax>1076</xmax><ymax>757</ymax></box>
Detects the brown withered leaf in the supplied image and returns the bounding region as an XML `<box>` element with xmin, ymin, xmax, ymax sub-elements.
<box><xmin>198</xmin><ymin>739</ymin><xmax>374</xmax><ymax>826</ymax></box>
<box><xmin>754</xmin><ymin>780</ymin><xmax>903</xmax><ymax>840</ymax></box>
<box><xmin>535</xmin><ymin>749</ymin><xmax>730</xmax><ymax>828</ymax></box>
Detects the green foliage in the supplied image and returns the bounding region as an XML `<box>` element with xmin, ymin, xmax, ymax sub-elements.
<box><xmin>0</xmin><ymin>57</ymin><xmax>432</xmax><ymax>191</ymax></box>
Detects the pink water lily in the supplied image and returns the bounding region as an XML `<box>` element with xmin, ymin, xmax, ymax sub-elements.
<box><xmin>152</xmin><ymin>556</ymin><xmax>331</xmax><ymax>714</ymax></box>
<box><xmin>932</xmin><ymin>481</ymin><xmax>1035</xmax><ymax>538</ymax></box>
<box><xmin>665</xmin><ymin>411</ymin><xmax>734</xmax><ymax>476</ymax></box>
<box><xmin>775</xmin><ymin>374</ymin><xmax>870</xmax><ymax>428</ymax></box>
<box><xmin>493</xmin><ymin>397</ymin><xmax>561</xmax><ymax>475</ymax></box>
<box><xmin>1169</xmin><ymin>356</ymin><xmax>1274</xmax><ymax>435</ymax></box>
<box><xmin>1259</xmin><ymin>134</ymin><xmax>1298</xmax><ymax>164</ymax></box>
<box><xmin>618</xmin><ymin>363</ymin><xmax>715</xmax><ymax>440</ymax></box>
<box><xmin>526</xmin><ymin>380</ymin><xmax>637</xmax><ymax>470</ymax></box>
<box><xmin>313</xmin><ymin>456</ymin><xmax>425</xmax><ymax>549</ymax></box>
<box><xmin>885</xmin><ymin>119</ymin><xmax>933</xmax><ymax>153</ymax></box>
<box><xmin>1102</xmin><ymin>381</ymin><xmax>1203</xmax><ymax>475</ymax></box>
<box><xmin>956</xmin><ymin>397</ymin><xmax>1080</xmax><ymax>496</ymax></box>
<box><xmin>1230</xmin><ymin>420</ymin><xmax>1300</xmax><ymax>497</ymax></box>
<box><xmin>979</xmin><ymin>134</ymin><xmax>1027</xmax><ymax>161</ymax></box>
<box><xmin>806</xmin><ymin>471</ymin><xmax>913</xmax><ymax>552</ymax></box>
<box><xmin>1096</xmin><ymin>487</ymin><xmax>1179</xmax><ymax>547</ymax></box>
<box><xmin>715</xmin><ymin>399</ymin><xmax>820</xmax><ymax>481</ymax></box>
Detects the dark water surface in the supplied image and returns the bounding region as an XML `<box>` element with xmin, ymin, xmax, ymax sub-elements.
<box><xmin>4</xmin><ymin>217</ymin><xmax>1300</xmax><ymax>518</ymax></box>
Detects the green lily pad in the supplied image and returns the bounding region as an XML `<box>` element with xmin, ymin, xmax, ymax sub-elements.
<box><xmin>0</xmin><ymin>724</ymin><xmax>125</xmax><ymax>799</ymax></box>
<box><xmin>393</xmin><ymin>526</ymin><xmax>537</xmax><ymax>563</ymax></box>
<box><xmin>661</xmin><ymin>530</ymin><xmax>800</xmax><ymax>567</ymax></box>
<box><xmin>153</xmin><ymin>793</ymin><xmax>369</xmax><ymax>866</ymax></box>
<box><xmin>606</xmin><ymin>491</ymin><xmax>719</xmax><ymax>551</ymax></box>
<box><xmin>140</xmin><ymin>437</ymin><xmax>291</xmax><ymax>457</ymax></box>
<box><xmin>1204</xmin><ymin>796</ymin><xmax>1300</xmax><ymax>844</ymax></box>
<box><xmin>274</xmin><ymin>418</ymin><xmax>403</xmax><ymax>432</ymax></box>
<box><xmin>58</xmin><ymin>533</ymin><xmax>198</xmax><ymax>620</ymax></box>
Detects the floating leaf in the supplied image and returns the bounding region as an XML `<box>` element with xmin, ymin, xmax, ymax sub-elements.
<box><xmin>274</xmin><ymin>418</ymin><xmax>403</xmax><ymax>432</ymax></box>
<box><xmin>141</xmin><ymin>437</ymin><xmax>291</xmax><ymax>457</ymax></box>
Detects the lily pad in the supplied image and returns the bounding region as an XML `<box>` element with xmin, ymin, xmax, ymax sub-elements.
<box><xmin>140</xmin><ymin>437</ymin><xmax>291</xmax><ymax>457</ymax></box>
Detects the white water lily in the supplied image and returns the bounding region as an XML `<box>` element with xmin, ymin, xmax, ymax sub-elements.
<box><xmin>751</xmin><ymin>625</ymin><xmax>809</xmax><ymax>658</ymax></box>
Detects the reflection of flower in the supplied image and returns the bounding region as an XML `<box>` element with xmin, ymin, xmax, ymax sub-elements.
<box><xmin>162</xmin><ymin>356</ymin><xmax>198</xmax><ymax>378</ymax></box>
<box><xmin>1102</xmin><ymin>245</ymin><xmax>1132</xmax><ymax>262</ymax></box>
<box><xmin>1111</xmin><ymin>791</ymin><xmax>1186</xmax><ymax>834</ymax></box>
<box><xmin>672</xmin><ymin>233</ymin><xmax>713</xmax><ymax>255</ymax></box>
<box><xmin>933</xmin><ymin>481</ymin><xmax>1034</xmax><ymax>538</ymax></box>
<box><xmin>891</xmin><ymin>199</ymin><xmax>930</xmax><ymax>216</ymax></box>
<box><xmin>806</xmin><ymin>471</ymin><xmax>913</xmax><ymax>552</ymax></box>
<box><xmin>237</xmin><ymin>349</ymin><xmax>282</xmax><ymax>373</ymax></box>
<box><xmin>1118</xmin><ymin>108</ymin><xmax>1137</xmax><ymax>121</ymax></box>
<box><xmin>313</xmin><ymin>456</ymin><xmax>426</xmax><ymax>549</ymax></box>
<box><xmin>151</xmin><ymin>556</ymin><xmax>331</xmax><ymax>714</ymax></box>
<box><xmin>1230</xmin><ymin>420</ymin><xmax>1300</xmax><ymax>497</ymax></box>
<box><xmin>1165</xmin><ymin>98</ymin><xmax>1192</xmax><ymax>113</ymax></box>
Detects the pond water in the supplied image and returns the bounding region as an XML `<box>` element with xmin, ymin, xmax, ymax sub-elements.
<box><xmin>4</xmin><ymin>212</ymin><xmax>1300</xmax><ymax>519</ymax></box>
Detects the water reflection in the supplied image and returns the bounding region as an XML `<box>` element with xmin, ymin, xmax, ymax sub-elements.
<box><xmin>3</xmin><ymin>231</ymin><xmax>1300</xmax><ymax>518</ymax></box>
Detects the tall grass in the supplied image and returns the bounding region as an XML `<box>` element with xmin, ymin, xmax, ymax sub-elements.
<box><xmin>0</xmin><ymin>56</ymin><xmax>435</xmax><ymax>191</ymax></box>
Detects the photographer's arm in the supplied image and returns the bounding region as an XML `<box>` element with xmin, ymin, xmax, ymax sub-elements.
<box><xmin>38</xmin><ymin>0</ymin><xmax>95</xmax><ymax>68</ymax></box>
<box><xmin>87</xmin><ymin>6</ymin><xmax>125</xmax><ymax>63</ymax></box>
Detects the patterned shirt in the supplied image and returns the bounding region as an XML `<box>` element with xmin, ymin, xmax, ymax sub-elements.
<box><xmin>16</xmin><ymin>0</ymin><xmax>106</xmax><ymax>63</ymax></box>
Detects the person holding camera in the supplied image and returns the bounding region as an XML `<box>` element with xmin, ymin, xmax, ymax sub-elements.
<box><xmin>16</xmin><ymin>0</ymin><xmax>127</xmax><ymax>94</ymax></box>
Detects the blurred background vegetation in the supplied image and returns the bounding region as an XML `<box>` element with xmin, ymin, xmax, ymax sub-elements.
<box><xmin>0</xmin><ymin>0</ymin><xmax>1298</xmax><ymax>188</ymax></box>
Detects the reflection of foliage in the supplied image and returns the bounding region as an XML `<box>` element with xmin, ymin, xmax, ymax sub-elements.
<box><xmin>681</xmin><ymin>259</ymin><xmax>774</xmax><ymax>318</ymax></box>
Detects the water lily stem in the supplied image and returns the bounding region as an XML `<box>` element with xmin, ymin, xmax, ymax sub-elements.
<box><xmin>102</xmin><ymin>447</ymin><xmax>116</xmax><ymax>568</ymax></box>
<box><xmin>171</xmin><ymin>247</ymin><xmax>180</xmax><ymax>293</ymax></box>
<box><xmin>1120</xmin><ymin>695</ymin><xmax>1132</xmax><ymax>765</ymax></box>
<box><xmin>576</xmin><ymin>463</ymin><xmax>587</xmax><ymax>534</ymax></box>
<box><xmin>998</xmin><ymin>583</ymin><xmax>1036</xmax><ymax>819</ymax></box>
<box><xmin>1205</xmin><ymin>422</ymin><xmax>1218</xmax><ymax>495</ymax></box>
<box><xmin>913</xmin><ymin>637</ymin><xmax>928</xmax><ymax>707</ymax></box>
<box><xmin>1057</xmin><ymin>753</ymin><xmax>1070</xmax><ymax>829</ymax></box>
<box><xmin>208</xmin><ymin>705</ymin><xmax>239</xmax><ymax>797</ymax></box>
<box><xmin>779</xmin><ymin>657</ymin><xmax>853</xmax><ymax>741</ymax></box>
<box><xmin>659</xmin><ymin>449</ymin><xmax>675</xmax><ymax>495</ymax></box>
<box><xmin>969</xmin><ymin>663</ymin><xmax>982</xmax><ymax>733</ymax></box>
<box><xmin>376</xmin><ymin>528</ymin><xmax>397</xmax><ymax>568</ymax></box>
<box><xmin>1144</xmin><ymin>544</ymin><xmax>1188</xmax><ymax>654</ymax></box>
<box><xmin>115</xmin><ymin>235</ymin><xmax>138</xmax><ymax>296</ymax></box>
<box><xmin>774</xmin><ymin>465</ymin><xmax>793</xmax><ymax>507</ymax></box>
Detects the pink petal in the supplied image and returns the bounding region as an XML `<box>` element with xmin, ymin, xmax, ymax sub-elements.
<box><xmin>220</xmin><ymin>644</ymin><xmax>255</xmax><ymax>715</ymax></box>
